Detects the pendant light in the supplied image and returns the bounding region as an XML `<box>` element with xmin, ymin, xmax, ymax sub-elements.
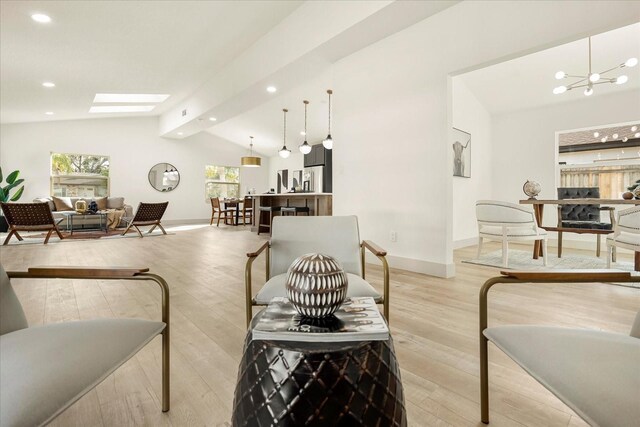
<box><xmin>241</xmin><ymin>136</ymin><xmax>261</xmax><ymax>167</ymax></box>
<box><xmin>299</xmin><ymin>100</ymin><xmax>312</xmax><ymax>154</ymax></box>
<box><xmin>322</xmin><ymin>89</ymin><xmax>333</xmax><ymax>149</ymax></box>
<box><xmin>278</xmin><ymin>108</ymin><xmax>291</xmax><ymax>158</ymax></box>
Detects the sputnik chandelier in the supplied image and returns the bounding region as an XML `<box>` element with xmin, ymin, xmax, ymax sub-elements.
<box><xmin>553</xmin><ymin>36</ymin><xmax>637</xmax><ymax>96</ymax></box>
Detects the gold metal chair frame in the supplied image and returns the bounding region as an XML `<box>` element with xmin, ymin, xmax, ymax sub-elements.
<box><xmin>479</xmin><ymin>269</ymin><xmax>637</xmax><ymax>424</ymax></box>
<box><xmin>245</xmin><ymin>240</ymin><xmax>390</xmax><ymax>327</ymax></box>
<box><xmin>6</xmin><ymin>266</ymin><xmax>171</xmax><ymax>413</ymax></box>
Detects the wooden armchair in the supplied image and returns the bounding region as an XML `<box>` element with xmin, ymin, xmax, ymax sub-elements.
<box><xmin>1</xmin><ymin>202</ymin><xmax>64</xmax><ymax>245</ymax></box>
<box><xmin>244</xmin><ymin>215</ymin><xmax>389</xmax><ymax>327</ymax></box>
<box><xmin>0</xmin><ymin>265</ymin><xmax>170</xmax><ymax>426</ymax></box>
<box><xmin>122</xmin><ymin>202</ymin><xmax>169</xmax><ymax>237</ymax></box>
<box><xmin>480</xmin><ymin>270</ymin><xmax>639</xmax><ymax>426</ymax></box>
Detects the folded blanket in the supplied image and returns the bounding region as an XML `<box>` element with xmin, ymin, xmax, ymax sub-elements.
<box><xmin>105</xmin><ymin>209</ymin><xmax>126</xmax><ymax>230</ymax></box>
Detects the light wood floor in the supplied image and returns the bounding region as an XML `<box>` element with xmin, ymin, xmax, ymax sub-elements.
<box><xmin>1</xmin><ymin>225</ymin><xmax>638</xmax><ymax>427</ymax></box>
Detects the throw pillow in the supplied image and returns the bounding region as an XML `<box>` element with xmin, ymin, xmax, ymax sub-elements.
<box><xmin>107</xmin><ymin>197</ymin><xmax>125</xmax><ymax>209</ymax></box>
<box><xmin>52</xmin><ymin>196</ymin><xmax>73</xmax><ymax>211</ymax></box>
<box><xmin>93</xmin><ymin>197</ymin><xmax>108</xmax><ymax>211</ymax></box>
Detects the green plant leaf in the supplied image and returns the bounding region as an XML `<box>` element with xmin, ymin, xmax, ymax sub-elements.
<box><xmin>6</xmin><ymin>170</ymin><xmax>19</xmax><ymax>185</ymax></box>
<box><xmin>0</xmin><ymin>167</ymin><xmax>3</xmax><ymax>183</ymax></box>
<box><xmin>10</xmin><ymin>186</ymin><xmax>24</xmax><ymax>201</ymax></box>
<box><xmin>0</xmin><ymin>187</ymin><xmax>6</xmax><ymax>203</ymax></box>
<box><xmin>3</xmin><ymin>179</ymin><xmax>24</xmax><ymax>194</ymax></box>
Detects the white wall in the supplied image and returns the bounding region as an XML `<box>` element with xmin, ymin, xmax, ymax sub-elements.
<box><xmin>0</xmin><ymin>117</ymin><xmax>269</xmax><ymax>222</ymax></box>
<box><xmin>329</xmin><ymin>1</ymin><xmax>639</xmax><ymax>277</ymax></box>
<box><xmin>267</xmin><ymin>152</ymin><xmax>304</xmax><ymax>191</ymax></box>
<box><xmin>452</xmin><ymin>79</ymin><xmax>492</xmax><ymax>247</ymax></box>
<box><xmin>491</xmin><ymin>90</ymin><xmax>640</xmax><ymax>246</ymax></box>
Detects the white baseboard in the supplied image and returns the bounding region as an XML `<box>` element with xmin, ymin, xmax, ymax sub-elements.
<box><xmin>453</xmin><ymin>237</ymin><xmax>478</xmax><ymax>249</ymax></box>
<box><xmin>365</xmin><ymin>253</ymin><xmax>455</xmax><ymax>279</ymax></box>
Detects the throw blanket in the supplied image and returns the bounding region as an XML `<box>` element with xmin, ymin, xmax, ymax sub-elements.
<box><xmin>105</xmin><ymin>208</ymin><xmax>126</xmax><ymax>230</ymax></box>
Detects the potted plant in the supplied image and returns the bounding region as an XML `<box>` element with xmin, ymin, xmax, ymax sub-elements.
<box><xmin>0</xmin><ymin>167</ymin><xmax>25</xmax><ymax>232</ymax></box>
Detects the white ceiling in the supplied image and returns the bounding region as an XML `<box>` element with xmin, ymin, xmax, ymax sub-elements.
<box><xmin>457</xmin><ymin>23</ymin><xmax>640</xmax><ymax>115</ymax></box>
<box><xmin>0</xmin><ymin>0</ymin><xmax>302</xmax><ymax>123</ymax></box>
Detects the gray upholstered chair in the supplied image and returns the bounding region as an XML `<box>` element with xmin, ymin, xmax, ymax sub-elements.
<box><xmin>0</xmin><ymin>265</ymin><xmax>170</xmax><ymax>426</ymax></box>
<box><xmin>607</xmin><ymin>206</ymin><xmax>640</xmax><ymax>268</ymax></box>
<box><xmin>556</xmin><ymin>187</ymin><xmax>615</xmax><ymax>258</ymax></box>
<box><xmin>476</xmin><ymin>200</ymin><xmax>548</xmax><ymax>267</ymax></box>
<box><xmin>244</xmin><ymin>216</ymin><xmax>389</xmax><ymax>327</ymax></box>
<box><xmin>479</xmin><ymin>270</ymin><xmax>640</xmax><ymax>426</ymax></box>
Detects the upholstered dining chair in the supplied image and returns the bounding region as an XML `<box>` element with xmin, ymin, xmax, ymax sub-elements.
<box><xmin>556</xmin><ymin>187</ymin><xmax>615</xmax><ymax>258</ymax></box>
<box><xmin>607</xmin><ymin>206</ymin><xmax>640</xmax><ymax>268</ymax></box>
<box><xmin>122</xmin><ymin>201</ymin><xmax>169</xmax><ymax>237</ymax></box>
<box><xmin>0</xmin><ymin>202</ymin><xmax>64</xmax><ymax>245</ymax></box>
<box><xmin>244</xmin><ymin>216</ymin><xmax>389</xmax><ymax>327</ymax></box>
<box><xmin>210</xmin><ymin>197</ymin><xmax>234</xmax><ymax>226</ymax></box>
<box><xmin>0</xmin><ymin>265</ymin><xmax>170</xmax><ymax>426</ymax></box>
<box><xmin>476</xmin><ymin>200</ymin><xmax>548</xmax><ymax>268</ymax></box>
<box><xmin>479</xmin><ymin>270</ymin><xmax>640</xmax><ymax>426</ymax></box>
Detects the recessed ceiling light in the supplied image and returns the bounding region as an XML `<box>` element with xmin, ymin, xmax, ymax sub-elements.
<box><xmin>177</xmin><ymin>132</ymin><xmax>184</xmax><ymax>136</ymax></box>
<box><xmin>593</xmin><ymin>132</ymin><xmax>599</xmax><ymax>137</ymax></box>
<box><xmin>632</xmin><ymin>126</ymin><xmax>638</xmax><ymax>132</ymax></box>
<box><xmin>209</xmin><ymin>117</ymin><xmax>217</xmax><ymax>122</ymax></box>
<box><xmin>300</xmin><ymin>131</ymin><xmax>306</xmax><ymax>136</ymax></box>
<box><xmin>89</xmin><ymin>105</ymin><xmax>155</xmax><ymax>113</ymax></box>
<box><xmin>266</xmin><ymin>86</ymin><xmax>277</xmax><ymax>93</ymax></box>
<box><xmin>636</xmin><ymin>132</ymin><xmax>640</xmax><ymax>138</ymax></box>
<box><xmin>45</xmin><ymin>111</ymin><xmax>54</xmax><ymax>115</ymax></box>
<box><xmin>42</xmin><ymin>82</ymin><xmax>55</xmax><ymax>88</ymax></box>
<box><xmin>93</xmin><ymin>93</ymin><xmax>170</xmax><ymax>103</ymax></box>
<box><xmin>31</xmin><ymin>13</ymin><xmax>51</xmax><ymax>23</ymax></box>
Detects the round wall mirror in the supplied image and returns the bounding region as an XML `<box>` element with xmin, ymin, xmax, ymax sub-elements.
<box><xmin>148</xmin><ymin>163</ymin><xmax>180</xmax><ymax>192</ymax></box>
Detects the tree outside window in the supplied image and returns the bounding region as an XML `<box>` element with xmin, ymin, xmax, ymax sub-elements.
<box><xmin>205</xmin><ymin>165</ymin><xmax>240</xmax><ymax>200</ymax></box>
<box><xmin>51</xmin><ymin>153</ymin><xmax>110</xmax><ymax>197</ymax></box>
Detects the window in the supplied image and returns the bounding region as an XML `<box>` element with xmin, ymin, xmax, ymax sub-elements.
<box><xmin>51</xmin><ymin>152</ymin><xmax>110</xmax><ymax>197</ymax></box>
<box><xmin>205</xmin><ymin>165</ymin><xmax>240</xmax><ymax>200</ymax></box>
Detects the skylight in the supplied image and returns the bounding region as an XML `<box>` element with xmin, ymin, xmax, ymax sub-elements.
<box><xmin>93</xmin><ymin>93</ymin><xmax>170</xmax><ymax>103</ymax></box>
<box><xmin>89</xmin><ymin>106</ymin><xmax>155</xmax><ymax>113</ymax></box>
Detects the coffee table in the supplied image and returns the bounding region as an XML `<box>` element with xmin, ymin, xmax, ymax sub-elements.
<box><xmin>232</xmin><ymin>314</ymin><xmax>407</xmax><ymax>426</ymax></box>
<box><xmin>61</xmin><ymin>211</ymin><xmax>108</xmax><ymax>235</ymax></box>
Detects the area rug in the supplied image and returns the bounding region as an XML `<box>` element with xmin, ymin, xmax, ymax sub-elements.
<box><xmin>2</xmin><ymin>229</ymin><xmax>173</xmax><ymax>245</ymax></box>
<box><xmin>463</xmin><ymin>249</ymin><xmax>639</xmax><ymax>287</ymax></box>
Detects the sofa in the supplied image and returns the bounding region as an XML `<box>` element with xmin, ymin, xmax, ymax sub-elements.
<box><xmin>33</xmin><ymin>196</ymin><xmax>133</xmax><ymax>229</ymax></box>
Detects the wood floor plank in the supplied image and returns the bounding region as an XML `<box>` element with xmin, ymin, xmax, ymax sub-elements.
<box><xmin>1</xmin><ymin>226</ymin><xmax>638</xmax><ymax>426</ymax></box>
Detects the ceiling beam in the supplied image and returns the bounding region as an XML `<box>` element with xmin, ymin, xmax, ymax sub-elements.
<box><xmin>159</xmin><ymin>0</ymin><xmax>458</xmax><ymax>140</ymax></box>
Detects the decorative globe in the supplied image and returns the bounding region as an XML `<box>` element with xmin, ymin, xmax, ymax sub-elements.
<box><xmin>523</xmin><ymin>180</ymin><xmax>541</xmax><ymax>199</ymax></box>
<box><xmin>285</xmin><ymin>253</ymin><xmax>348</xmax><ymax>318</ymax></box>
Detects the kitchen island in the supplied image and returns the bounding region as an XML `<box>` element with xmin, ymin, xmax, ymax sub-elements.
<box><xmin>250</xmin><ymin>193</ymin><xmax>332</xmax><ymax>232</ymax></box>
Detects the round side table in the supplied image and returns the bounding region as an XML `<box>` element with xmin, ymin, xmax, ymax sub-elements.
<box><xmin>232</xmin><ymin>330</ymin><xmax>407</xmax><ymax>426</ymax></box>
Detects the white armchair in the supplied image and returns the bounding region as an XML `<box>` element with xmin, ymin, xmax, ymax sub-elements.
<box><xmin>476</xmin><ymin>200</ymin><xmax>547</xmax><ymax>267</ymax></box>
<box><xmin>607</xmin><ymin>206</ymin><xmax>640</xmax><ymax>268</ymax></box>
<box><xmin>244</xmin><ymin>216</ymin><xmax>389</xmax><ymax>327</ymax></box>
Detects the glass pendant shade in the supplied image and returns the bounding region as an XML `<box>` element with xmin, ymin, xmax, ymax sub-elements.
<box><xmin>241</xmin><ymin>136</ymin><xmax>261</xmax><ymax>167</ymax></box>
<box><xmin>322</xmin><ymin>135</ymin><xmax>333</xmax><ymax>149</ymax></box>
<box><xmin>279</xmin><ymin>146</ymin><xmax>291</xmax><ymax>158</ymax></box>
<box><xmin>299</xmin><ymin>141</ymin><xmax>312</xmax><ymax>154</ymax></box>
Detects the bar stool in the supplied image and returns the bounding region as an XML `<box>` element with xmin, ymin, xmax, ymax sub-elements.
<box><xmin>281</xmin><ymin>206</ymin><xmax>310</xmax><ymax>216</ymax></box>
<box><xmin>258</xmin><ymin>206</ymin><xmax>281</xmax><ymax>235</ymax></box>
<box><xmin>281</xmin><ymin>198</ymin><xmax>311</xmax><ymax>217</ymax></box>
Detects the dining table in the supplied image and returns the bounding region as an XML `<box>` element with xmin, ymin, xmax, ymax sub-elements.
<box><xmin>519</xmin><ymin>198</ymin><xmax>640</xmax><ymax>269</ymax></box>
<box><xmin>223</xmin><ymin>199</ymin><xmax>243</xmax><ymax>226</ymax></box>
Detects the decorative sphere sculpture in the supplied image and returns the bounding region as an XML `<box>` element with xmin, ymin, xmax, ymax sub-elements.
<box><xmin>285</xmin><ymin>253</ymin><xmax>348</xmax><ymax>318</ymax></box>
<box><xmin>523</xmin><ymin>180</ymin><xmax>541</xmax><ymax>199</ymax></box>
